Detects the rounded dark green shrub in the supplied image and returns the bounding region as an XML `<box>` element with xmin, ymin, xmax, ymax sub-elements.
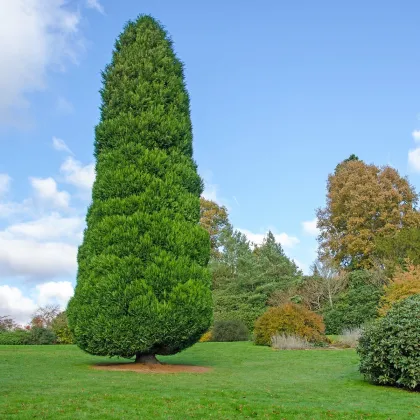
<box><xmin>212</xmin><ymin>320</ymin><xmax>249</xmax><ymax>342</ymax></box>
<box><xmin>357</xmin><ymin>294</ymin><xmax>420</xmax><ymax>389</ymax></box>
<box><xmin>67</xmin><ymin>15</ymin><xmax>212</xmax><ymax>361</ymax></box>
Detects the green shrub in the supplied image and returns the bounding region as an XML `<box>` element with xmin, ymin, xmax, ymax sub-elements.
<box><xmin>323</xmin><ymin>270</ymin><xmax>382</xmax><ymax>334</ymax></box>
<box><xmin>254</xmin><ymin>303</ymin><xmax>326</xmax><ymax>346</ymax></box>
<box><xmin>212</xmin><ymin>320</ymin><xmax>249</xmax><ymax>342</ymax></box>
<box><xmin>357</xmin><ymin>294</ymin><xmax>420</xmax><ymax>389</ymax></box>
<box><xmin>0</xmin><ymin>330</ymin><xmax>30</xmax><ymax>345</ymax></box>
<box><xmin>28</xmin><ymin>327</ymin><xmax>57</xmax><ymax>345</ymax></box>
<box><xmin>51</xmin><ymin>312</ymin><xmax>73</xmax><ymax>344</ymax></box>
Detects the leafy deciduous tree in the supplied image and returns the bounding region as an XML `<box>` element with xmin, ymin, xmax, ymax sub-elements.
<box><xmin>199</xmin><ymin>198</ymin><xmax>231</xmax><ymax>257</ymax></box>
<box><xmin>317</xmin><ymin>158</ymin><xmax>419</xmax><ymax>269</ymax></box>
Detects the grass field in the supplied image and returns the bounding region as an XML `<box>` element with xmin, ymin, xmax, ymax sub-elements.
<box><xmin>0</xmin><ymin>342</ymin><xmax>419</xmax><ymax>419</ymax></box>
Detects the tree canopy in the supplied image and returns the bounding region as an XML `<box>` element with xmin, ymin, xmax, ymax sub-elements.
<box><xmin>317</xmin><ymin>158</ymin><xmax>420</xmax><ymax>269</ymax></box>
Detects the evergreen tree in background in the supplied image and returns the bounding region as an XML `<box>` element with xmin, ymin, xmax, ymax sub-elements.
<box><xmin>67</xmin><ymin>15</ymin><xmax>212</xmax><ymax>363</ymax></box>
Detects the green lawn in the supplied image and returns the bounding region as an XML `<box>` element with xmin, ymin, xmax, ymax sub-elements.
<box><xmin>0</xmin><ymin>343</ymin><xmax>419</xmax><ymax>419</ymax></box>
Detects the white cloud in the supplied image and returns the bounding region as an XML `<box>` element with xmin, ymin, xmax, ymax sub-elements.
<box><xmin>202</xmin><ymin>182</ymin><xmax>218</xmax><ymax>202</ymax></box>
<box><xmin>412</xmin><ymin>130</ymin><xmax>420</xmax><ymax>143</ymax></box>
<box><xmin>0</xmin><ymin>285</ymin><xmax>38</xmax><ymax>324</ymax></box>
<box><xmin>6</xmin><ymin>212</ymin><xmax>83</xmax><ymax>242</ymax></box>
<box><xmin>302</xmin><ymin>218</ymin><xmax>319</xmax><ymax>236</ymax></box>
<box><xmin>30</xmin><ymin>177</ymin><xmax>70</xmax><ymax>209</ymax></box>
<box><xmin>238</xmin><ymin>228</ymin><xmax>300</xmax><ymax>249</ymax></box>
<box><xmin>36</xmin><ymin>281</ymin><xmax>74</xmax><ymax>307</ymax></box>
<box><xmin>53</xmin><ymin>136</ymin><xmax>73</xmax><ymax>154</ymax></box>
<box><xmin>60</xmin><ymin>157</ymin><xmax>95</xmax><ymax>191</ymax></box>
<box><xmin>408</xmin><ymin>147</ymin><xmax>420</xmax><ymax>172</ymax></box>
<box><xmin>0</xmin><ymin>174</ymin><xmax>11</xmax><ymax>196</ymax></box>
<box><xmin>56</xmin><ymin>97</ymin><xmax>74</xmax><ymax>114</ymax></box>
<box><xmin>0</xmin><ymin>199</ymin><xmax>33</xmax><ymax>220</ymax></box>
<box><xmin>86</xmin><ymin>0</ymin><xmax>105</xmax><ymax>14</ymax></box>
<box><xmin>0</xmin><ymin>0</ymin><xmax>83</xmax><ymax>124</ymax></box>
<box><xmin>0</xmin><ymin>282</ymin><xmax>74</xmax><ymax>324</ymax></box>
<box><xmin>0</xmin><ymin>235</ymin><xmax>77</xmax><ymax>279</ymax></box>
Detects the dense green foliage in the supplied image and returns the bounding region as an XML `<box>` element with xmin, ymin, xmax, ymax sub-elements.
<box><xmin>29</xmin><ymin>327</ymin><xmax>57</xmax><ymax>345</ymax></box>
<box><xmin>51</xmin><ymin>312</ymin><xmax>73</xmax><ymax>344</ymax></box>
<box><xmin>212</xmin><ymin>230</ymin><xmax>301</xmax><ymax>330</ymax></box>
<box><xmin>1</xmin><ymin>344</ymin><xmax>419</xmax><ymax>419</ymax></box>
<box><xmin>211</xmin><ymin>320</ymin><xmax>249</xmax><ymax>342</ymax></box>
<box><xmin>323</xmin><ymin>271</ymin><xmax>383</xmax><ymax>334</ymax></box>
<box><xmin>254</xmin><ymin>303</ymin><xmax>326</xmax><ymax>346</ymax></box>
<box><xmin>358</xmin><ymin>294</ymin><xmax>420</xmax><ymax>390</ymax></box>
<box><xmin>0</xmin><ymin>330</ymin><xmax>30</xmax><ymax>345</ymax></box>
<box><xmin>0</xmin><ymin>328</ymin><xmax>56</xmax><ymax>345</ymax></box>
<box><xmin>374</xmin><ymin>227</ymin><xmax>420</xmax><ymax>275</ymax></box>
<box><xmin>67</xmin><ymin>15</ymin><xmax>212</xmax><ymax>359</ymax></box>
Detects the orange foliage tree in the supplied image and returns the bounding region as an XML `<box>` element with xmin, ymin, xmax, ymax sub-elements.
<box><xmin>317</xmin><ymin>158</ymin><xmax>419</xmax><ymax>269</ymax></box>
<box><xmin>379</xmin><ymin>263</ymin><xmax>420</xmax><ymax>315</ymax></box>
<box><xmin>199</xmin><ymin>197</ymin><xmax>230</xmax><ymax>257</ymax></box>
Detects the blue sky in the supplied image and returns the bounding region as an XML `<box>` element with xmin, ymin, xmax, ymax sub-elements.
<box><xmin>2</xmin><ymin>0</ymin><xmax>420</xmax><ymax>323</ymax></box>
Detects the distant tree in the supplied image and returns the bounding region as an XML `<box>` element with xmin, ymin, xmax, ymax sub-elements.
<box><xmin>200</xmin><ymin>198</ymin><xmax>231</xmax><ymax>257</ymax></box>
<box><xmin>334</xmin><ymin>154</ymin><xmax>359</xmax><ymax>173</ymax></box>
<box><xmin>269</xmin><ymin>257</ymin><xmax>347</xmax><ymax>312</ymax></box>
<box><xmin>67</xmin><ymin>16</ymin><xmax>212</xmax><ymax>364</ymax></box>
<box><xmin>31</xmin><ymin>305</ymin><xmax>61</xmax><ymax>329</ymax></box>
<box><xmin>317</xmin><ymin>159</ymin><xmax>420</xmax><ymax>269</ymax></box>
<box><xmin>212</xmin><ymin>230</ymin><xmax>302</xmax><ymax>329</ymax></box>
<box><xmin>0</xmin><ymin>316</ymin><xmax>18</xmax><ymax>332</ymax></box>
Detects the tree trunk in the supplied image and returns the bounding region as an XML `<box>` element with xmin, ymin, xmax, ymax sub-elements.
<box><xmin>135</xmin><ymin>353</ymin><xmax>160</xmax><ymax>364</ymax></box>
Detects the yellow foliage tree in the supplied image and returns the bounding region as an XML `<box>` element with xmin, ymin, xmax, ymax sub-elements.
<box><xmin>199</xmin><ymin>197</ymin><xmax>230</xmax><ymax>257</ymax></box>
<box><xmin>317</xmin><ymin>158</ymin><xmax>419</xmax><ymax>269</ymax></box>
<box><xmin>379</xmin><ymin>263</ymin><xmax>420</xmax><ymax>315</ymax></box>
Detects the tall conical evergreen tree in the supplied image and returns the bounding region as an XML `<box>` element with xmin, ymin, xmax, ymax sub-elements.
<box><xmin>67</xmin><ymin>15</ymin><xmax>212</xmax><ymax>363</ymax></box>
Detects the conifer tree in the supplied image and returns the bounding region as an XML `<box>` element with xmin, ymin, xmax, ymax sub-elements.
<box><xmin>67</xmin><ymin>15</ymin><xmax>212</xmax><ymax>363</ymax></box>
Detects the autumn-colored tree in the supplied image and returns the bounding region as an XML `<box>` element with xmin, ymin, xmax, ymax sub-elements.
<box><xmin>31</xmin><ymin>305</ymin><xmax>61</xmax><ymax>329</ymax></box>
<box><xmin>379</xmin><ymin>263</ymin><xmax>420</xmax><ymax>315</ymax></box>
<box><xmin>200</xmin><ymin>198</ymin><xmax>231</xmax><ymax>257</ymax></box>
<box><xmin>317</xmin><ymin>158</ymin><xmax>420</xmax><ymax>269</ymax></box>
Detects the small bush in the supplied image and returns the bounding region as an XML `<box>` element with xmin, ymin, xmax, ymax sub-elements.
<box><xmin>271</xmin><ymin>334</ymin><xmax>311</xmax><ymax>350</ymax></box>
<box><xmin>335</xmin><ymin>328</ymin><xmax>362</xmax><ymax>348</ymax></box>
<box><xmin>28</xmin><ymin>327</ymin><xmax>57</xmax><ymax>345</ymax></box>
<box><xmin>357</xmin><ymin>294</ymin><xmax>420</xmax><ymax>389</ymax></box>
<box><xmin>254</xmin><ymin>303</ymin><xmax>326</xmax><ymax>346</ymax></box>
<box><xmin>0</xmin><ymin>330</ymin><xmax>31</xmax><ymax>345</ymax></box>
<box><xmin>212</xmin><ymin>320</ymin><xmax>249</xmax><ymax>342</ymax></box>
<box><xmin>199</xmin><ymin>330</ymin><xmax>212</xmax><ymax>342</ymax></box>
